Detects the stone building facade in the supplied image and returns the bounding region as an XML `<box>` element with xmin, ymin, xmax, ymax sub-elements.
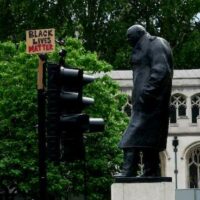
<box><xmin>107</xmin><ymin>69</ymin><xmax>200</xmax><ymax>189</ymax></box>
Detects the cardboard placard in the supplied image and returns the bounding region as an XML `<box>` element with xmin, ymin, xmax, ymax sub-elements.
<box><xmin>26</xmin><ymin>28</ymin><xmax>55</xmax><ymax>54</ymax></box>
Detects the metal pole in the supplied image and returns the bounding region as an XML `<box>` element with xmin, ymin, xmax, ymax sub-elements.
<box><xmin>172</xmin><ymin>136</ymin><xmax>179</xmax><ymax>189</ymax></box>
<box><xmin>37</xmin><ymin>55</ymin><xmax>47</xmax><ymax>200</ymax></box>
<box><xmin>83</xmin><ymin>144</ymin><xmax>87</xmax><ymax>200</ymax></box>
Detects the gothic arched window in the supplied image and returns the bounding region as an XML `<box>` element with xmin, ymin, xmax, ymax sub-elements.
<box><xmin>170</xmin><ymin>105</ymin><xmax>176</xmax><ymax>123</ymax></box>
<box><xmin>122</xmin><ymin>96</ymin><xmax>132</xmax><ymax>117</ymax></box>
<box><xmin>187</xmin><ymin>145</ymin><xmax>200</xmax><ymax>188</ymax></box>
<box><xmin>170</xmin><ymin>94</ymin><xmax>187</xmax><ymax>123</ymax></box>
<box><xmin>191</xmin><ymin>94</ymin><xmax>200</xmax><ymax>123</ymax></box>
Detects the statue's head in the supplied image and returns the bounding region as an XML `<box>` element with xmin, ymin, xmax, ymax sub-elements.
<box><xmin>126</xmin><ymin>24</ymin><xmax>147</xmax><ymax>47</ymax></box>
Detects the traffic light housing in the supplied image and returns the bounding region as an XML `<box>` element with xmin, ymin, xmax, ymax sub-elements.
<box><xmin>46</xmin><ymin>63</ymin><xmax>104</xmax><ymax>162</ymax></box>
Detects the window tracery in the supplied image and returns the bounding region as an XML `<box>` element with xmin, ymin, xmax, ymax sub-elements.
<box><xmin>191</xmin><ymin>94</ymin><xmax>200</xmax><ymax>123</ymax></box>
<box><xmin>170</xmin><ymin>94</ymin><xmax>187</xmax><ymax>123</ymax></box>
<box><xmin>122</xmin><ymin>96</ymin><xmax>132</xmax><ymax>117</ymax></box>
<box><xmin>187</xmin><ymin>145</ymin><xmax>200</xmax><ymax>188</ymax></box>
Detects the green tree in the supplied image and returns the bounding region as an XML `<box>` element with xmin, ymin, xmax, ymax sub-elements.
<box><xmin>0</xmin><ymin>38</ymin><xmax>128</xmax><ymax>199</ymax></box>
<box><xmin>0</xmin><ymin>0</ymin><xmax>199</xmax><ymax>69</ymax></box>
<box><xmin>175</xmin><ymin>29</ymin><xmax>200</xmax><ymax>69</ymax></box>
<box><xmin>119</xmin><ymin>0</ymin><xmax>200</xmax><ymax>69</ymax></box>
<box><xmin>48</xmin><ymin>0</ymin><xmax>200</xmax><ymax>70</ymax></box>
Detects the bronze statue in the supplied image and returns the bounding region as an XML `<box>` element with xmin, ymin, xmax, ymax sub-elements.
<box><xmin>117</xmin><ymin>25</ymin><xmax>173</xmax><ymax>177</ymax></box>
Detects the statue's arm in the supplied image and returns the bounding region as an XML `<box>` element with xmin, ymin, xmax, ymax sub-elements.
<box><xmin>139</xmin><ymin>40</ymin><xmax>171</xmax><ymax>103</ymax></box>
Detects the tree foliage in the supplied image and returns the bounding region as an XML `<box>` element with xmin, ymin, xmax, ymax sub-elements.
<box><xmin>0</xmin><ymin>0</ymin><xmax>199</xmax><ymax>69</ymax></box>
<box><xmin>0</xmin><ymin>39</ymin><xmax>128</xmax><ymax>199</ymax></box>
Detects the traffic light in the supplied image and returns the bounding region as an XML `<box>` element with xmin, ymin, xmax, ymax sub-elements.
<box><xmin>46</xmin><ymin>62</ymin><xmax>104</xmax><ymax>162</ymax></box>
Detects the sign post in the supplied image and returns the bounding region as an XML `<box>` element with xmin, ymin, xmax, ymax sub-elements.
<box><xmin>26</xmin><ymin>28</ymin><xmax>55</xmax><ymax>200</ymax></box>
<box><xmin>37</xmin><ymin>54</ymin><xmax>47</xmax><ymax>200</ymax></box>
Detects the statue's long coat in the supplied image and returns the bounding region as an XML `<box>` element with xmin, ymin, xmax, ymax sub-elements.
<box><xmin>119</xmin><ymin>34</ymin><xmax>173</xmax><ymax>151</ymax></box>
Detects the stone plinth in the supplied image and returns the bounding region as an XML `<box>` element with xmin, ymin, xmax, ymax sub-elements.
<box><xmin>111</xmin><ymin>177</ymin><xmax>175</xmax><ymax>200</ymax></box>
